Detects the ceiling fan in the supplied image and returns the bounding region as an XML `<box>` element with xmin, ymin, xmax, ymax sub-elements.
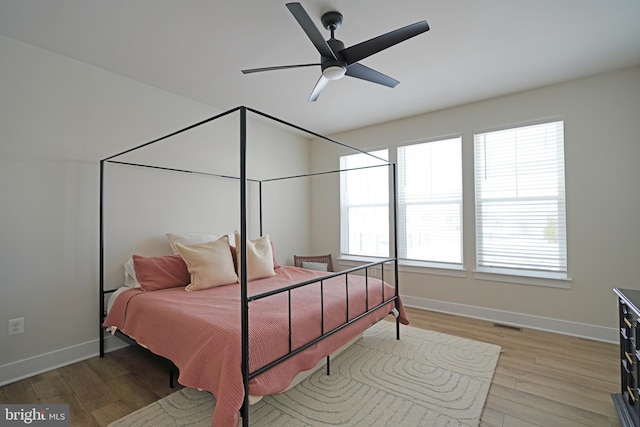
<box><xmin>241</xmin><ymin>2</ymin><xmax>429</xmax><ymax>102</ymax></box>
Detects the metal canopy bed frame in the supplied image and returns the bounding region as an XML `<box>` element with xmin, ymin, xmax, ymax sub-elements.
<box><xmin>99</xmin><ymin>106</ymin><xmax>401</xmax><ymax>426</ymax></box>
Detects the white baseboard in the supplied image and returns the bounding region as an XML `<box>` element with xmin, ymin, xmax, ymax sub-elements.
<box><xmin>0</xmin><ymin>335</ymin><xmax>128</xmax><ymax>387</ymax></box>
<box><xmin>401</xmin><ymin>294</ymin><xmax>619</xmax><ymax>344</ymax></box>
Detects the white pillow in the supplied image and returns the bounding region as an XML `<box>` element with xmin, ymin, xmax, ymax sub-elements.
<box><xmin>124</xmin><ymin>258</ymin><xmax>141</xmax><ymax>287</ymax></box>
<box><xmin>234</xmin><ymin>231</ymin><xmax>276</xmax><ymax>281</ymax></box>
<box><xmin>302</xmin><ymin>261</ymin><xmax>329</xmax><ymax>272</ymax></box>
<box><xmin>166</xmin><ymin>232</ymin><xmax>220</xmax><ymax>254</ymax></box>
<box><xmin>174</xmin><ymin>235</ymin><xmax>238</xmax><ymax>291</ymax></box>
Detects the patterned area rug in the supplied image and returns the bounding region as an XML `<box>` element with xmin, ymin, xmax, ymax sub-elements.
<box><xmin>109</xmin><ymin>321</ymin><xmax>501</xmax><ymax>426</ymax></box>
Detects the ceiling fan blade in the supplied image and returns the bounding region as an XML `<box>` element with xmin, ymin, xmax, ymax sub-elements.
<box><xmin>308</xmin><ymin>75</ymin><xmax>330</xmax><ymax>102</ymax></box>
<box><xmin>340</xmin><ymin>20</ymin><xmax>429</xmax><ymax>65</ymax></box>
<box><xmin>345</xmin><ymin>63</ymin><xmax>399</xmax><ymax>88</ymax></box>
<box><xmin>242</xmin><ymin>63</ymin><xmax>319</xmax><ymax>74</ymax></box>
<box><xmin>286</xmin><ymin>2</ymin><xmax>338</xmax><ymax>60</ymax></box>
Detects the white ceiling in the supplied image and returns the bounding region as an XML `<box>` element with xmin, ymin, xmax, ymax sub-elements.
<box><xmin>1</xmin><ymin>0</ymin><xmax>639</xmax><ymax>135</ymax></box>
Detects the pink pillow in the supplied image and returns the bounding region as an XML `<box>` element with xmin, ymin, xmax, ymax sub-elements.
<box><xmin>271</xmin><ymin>242</ymin><xmax>281</xmax><ymax>269</ymax></box>
<box><xmin>132</xmin><ymin>254</ymin><xmax>190</xmax><ymax>291</ymax></box>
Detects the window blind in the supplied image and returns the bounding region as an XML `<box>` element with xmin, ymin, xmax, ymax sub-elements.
<box><xmin>339</xmin><ymin>149</ymin><xmax>389</xmax><ymax>257</ymax></box>
<box><xmin>398</xmin><ymin>137</ymin><xmax>462</xmax><ymax>264</ymax></box>
<box><xmin>474</xmin><ymin>120</ymin><xmax>567</xmax><ymax>274</ymax></box>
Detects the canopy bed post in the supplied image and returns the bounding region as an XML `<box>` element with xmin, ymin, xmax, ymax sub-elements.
<box><xmin>392</xmin><ymin>162</ymin><xmax>401</xmax><ymax>340</ymax></box>
<box><xmin>239</xmin><ymin>106</ymin><xmax>250</xmax><ymax>427</ymax></box>
<box><xmin>259</xmin><ymin>181</ymin><xmax>263</xmax><ymax>236</ymax></box>
<box><xmin>99</xmin><ymin>159</ymin><xmax>106</xmax><ymax>357</ymax></box>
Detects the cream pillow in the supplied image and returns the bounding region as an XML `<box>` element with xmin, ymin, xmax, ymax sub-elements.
<box><xmin>234</xmin><ymin>231</ymin><xmax>276</xmax><ymax>281</ymax></box>
<box><xmin>166</xmin><ymin>232</ymin><xmax>219</xmax><ymax>254</ymax></box>
<box><xmin>174</xmin><ymin>236</ymin><xmax>238</xmax><ymax>291</ymax></box>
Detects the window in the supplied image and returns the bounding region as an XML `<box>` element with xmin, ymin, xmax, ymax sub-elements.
<box><xmin>397</xmin><ymin>137</ymin><xmax>462</xmax><ymax>265</ymax></box>
<box><xmin>474</xmin><ymin>120</ymin><xmax>567</xmax><ymax>278</ymax></box>
<box><xmin>340</xmin><ymin>149</ymin><xmax>389</xmax><ymax>257</ymax></box>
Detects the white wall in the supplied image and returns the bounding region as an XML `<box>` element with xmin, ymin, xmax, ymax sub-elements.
<box><xmin>311</xmin><ymin>66</ymin><xmax>640</xmax><ymax>342</ymax></box>
<box><xmin>0</xmin><ymin>35</ymin><xmax>312</xmax><ymax>384</ymax></box>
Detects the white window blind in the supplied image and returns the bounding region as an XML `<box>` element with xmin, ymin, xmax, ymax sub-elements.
<box><xmin>398</xmin><ymin>137</ymin><xmax>462</xmax><ymax>264</ymax></box>
<box><xmin>474</xmin><ymin>120</ymin><xmax>567</xmax><ymax>275</ymax></box>
<box><xmin>340</xmin><ymin>149</ymin><xmax>389</xmax><ymax>257</ymax></box>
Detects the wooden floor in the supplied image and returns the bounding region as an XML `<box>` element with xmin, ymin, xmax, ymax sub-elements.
<box><xmin>0</xmin><ymin>307</ymin><xmax>623</xmax><ymax>426</ymax></box>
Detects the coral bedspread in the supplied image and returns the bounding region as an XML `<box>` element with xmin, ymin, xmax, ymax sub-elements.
<box><xmin>103</xmin><ymin>266</ymin><xmax>408</xmax><ymax>427</ymax></box>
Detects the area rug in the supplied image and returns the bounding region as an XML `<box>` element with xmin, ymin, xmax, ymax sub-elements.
<box><xmin>109</xmin><ymin>321</ymin><xmax>501</xmax><ymax>426</ymax></box>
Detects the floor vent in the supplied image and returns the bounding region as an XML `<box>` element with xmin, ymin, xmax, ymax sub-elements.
<box><xmin>493</xmin><ymin>323</ymin><xmax>522</xmax><ymax>331</ymax></box>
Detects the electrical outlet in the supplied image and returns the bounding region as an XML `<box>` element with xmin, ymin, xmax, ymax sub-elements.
<box><xmin>8</xmin><ymin>317</ymin><xmax>24</xmax><ymax>336</ymax></box>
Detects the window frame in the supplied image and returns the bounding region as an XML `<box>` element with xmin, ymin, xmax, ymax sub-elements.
<box><xmin>339</xmin><ymin>148</ymin><xmax>391</xmax><ymax>259</ymax></box>
<box><xmin>397</xmin><ymin>135</ymin><xmax>464</xmax><ymax>269</ymax></box>
<box><xmin>473</xmin><ymin>118</ymin><xmax>571</xmax><ymax>287</ymax></box>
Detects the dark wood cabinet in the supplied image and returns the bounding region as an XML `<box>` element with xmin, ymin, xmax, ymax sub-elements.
<box><xmin>613</xmin><ymin>288</ymin><xmax>640</xmax><ymax>427</ymax></box>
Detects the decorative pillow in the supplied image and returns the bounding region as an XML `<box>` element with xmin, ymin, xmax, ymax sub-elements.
<box><xmin>231</xmin><ymin>241</ymin><xmax>280</xmax><ymax>272</ymax></box>
<box><xmin>124</xmin><ymin>258</ymin><xmax>141</xmax><ymax>287</ymax></box>
<box><xmin>166</xmin><ymin>232</ymin><xmax>219</xmax><ymax>254</ymax></box>
<box><xmin>302</xmin><ymin>261</ymin><xmax>329</xmax><ymax>272</ymax></box>
<box><xmin>234</xmin><ymin>231</ymin><xmax>276</xmax><ymax>281</ymax></box>
<box><xmin>174</xmin><ymin>235</ymin><xmax>238</xmax><ymax>291</ymax></box>
<box><xmin>270</xmin><ymin>242</ymin><xmax>281</xmax><ymax>269</ymax></box>
<box><xmin>132</xmin><ymin>254</ymin><xmax>190</xmax><ymax>291</ymax></box>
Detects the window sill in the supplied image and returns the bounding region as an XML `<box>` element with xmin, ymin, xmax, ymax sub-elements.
<box><xmin>338</xmin><ymin>255</ymin><xmax>386</xmax><ymax>265</ymax></box>
<box><xmin>338</xmin><ymin>256</ymin><xmax>571</xmax><ymax>287</ymax></box>
<box><xmin>473</xmin><ymin>268</ymin><xmax>572</xmax><ymax>289</ymax></box>
<box><xmin>338</xmin><ymin>256</ymin><xmax>467</xmax><ymax>278</ymax></box>
<box><xmin>399</xmin><ymin>260</ymin><xmax>466</xmax><ymax>278</ymax></box>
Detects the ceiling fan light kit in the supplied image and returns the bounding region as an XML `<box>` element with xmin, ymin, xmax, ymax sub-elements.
<box><xmin>322</xmin><ymin>64</ymin><xmax>346</xmax><ymax>80</ymax></box>
<box><xmin>241</xmin><ymin>2</ymin><xmax>429</xmax><ymax>101</ymax></box>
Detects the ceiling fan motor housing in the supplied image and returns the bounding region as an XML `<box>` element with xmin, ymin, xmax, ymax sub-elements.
<box><xmin>327</xmin><ymin>38</ymin><xmax>345</xmax><ymax>53</ymax></box>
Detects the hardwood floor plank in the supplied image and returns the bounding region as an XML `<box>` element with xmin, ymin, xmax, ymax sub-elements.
<box><xmin>480</xmin><ymin>406</ymin><xmax>504</xmax><ymax>426</ymax></box>
<box><xmin>91</xmin><ymin>401</ymin><xmax>132</xmax><ymax>427</ymax></box>
<box><xmin>492</xmin><ymin>382</ymin><xmax>615</xmax><ymax>426</ymax></box>
<box><xmin>491</xmin><ymin>372</ymin><xmax>517</xmax><ymax>389</ymax></box>
<box><xmin>46</xmin><ymin>392</ymin><xmax>98</xmax><ymax>427</ymax></box>
<box><xmin>496</xmin><ymin>353</ymin><xmax>618</xmax><ymax>393</ymax></box>
<box><xmin>0</xmin><ymin>377</ymin><xmax>38</xmax><ymax>404</ymax></box>
<box><xmin>485</xmin><ymin>394</ymin><xmax>592</xmax><ymax>427</ymax></box>
<box><xmin>59</xmin><ymin>361</ymin><xmax>119</xmax><ymax>412</ymax></box>
<box><xmin>502</xmin><ymin>414</ymin><xmax>543</xmax><ymax>427</ymax></box>
<box><xmin>104</xmin><ymin>373</ymin><xmax>164</xmax><ymax>412</ymax></box>
<box><xmin>515</xmin><ymin>375</ymin><xmax>617</xmax><ymax>407</ymax></box>
<box><xmin>31</xmin><ymin>376</ymin><xmax>73</xmax><ymax>401</ymax></box>
<box><xmin>85</xmin><ymin>352</ymin><xmax>130</xmax><ymax>382</ymax></box>
<box><xmin>535</xmin><ymin>352</ymin><xmax>619</xmax><ymax>383</ymax></box>
<box><xmin>107</xmin><ymin>346</ymin><xmax>180</xmax><ymax>397</ymax></box>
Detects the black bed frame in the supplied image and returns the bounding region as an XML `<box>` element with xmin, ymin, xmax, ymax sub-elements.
<box><xmin>99</xmin><ymin>106</ymin><xmax>401</xmax><ymax>426</ymax></box>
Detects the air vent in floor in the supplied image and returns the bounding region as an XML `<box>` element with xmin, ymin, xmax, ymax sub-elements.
<box><xmin>493</xmin><ymin>323</ymin><xmax>522</xmax><ymax>331</ymax></box>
